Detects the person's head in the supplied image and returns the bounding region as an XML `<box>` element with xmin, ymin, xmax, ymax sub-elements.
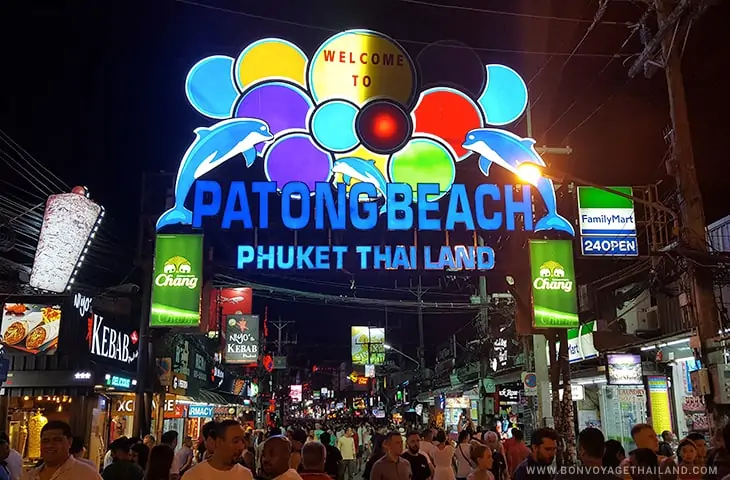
<box><xmin>0</xmin><ymin>438</ymin><xmax>9</xmax><ymax>462</ymax></box>
<box><xmin>530</xmin><ymin>428</ymin><xmax>559</xmax><ymax>465</ymax></box>
<box><xmin>458</xmin><ymin>430</ymin><xmax>470</xmax><ymax>444</ymax></box>
<box><xmin>486</xmin><ymin>431</ymin><xmax>501</xmax><ymax>451</ymax></box>
<box><xmin>631</xmin><ymin>424</ymin><xmax>659</xmax><ymax>453</ymax></box>
<box><xmin>422</xmin><ymin>429</ymin><xmax>433</xmax><ymax>442</ymax></box>
<box><xmin>632</xmin><ymin>448</ymin><xmax>659</xmax><ymax>468</ymax></box>
<box><xmin>345</xmin><ymin>427</ymin><xmax>353</xmax><ymax>437</ymax></box>
<box><xmin>511</xmin><ymin>429</ymin><xmax>524</xmax><ymax>443</ymax></box>
<box><xmin>678</xmin><ymin>439</ymin><xmax>697</xmax><ymax>463</ymax></box>
<box><xmin>687</xmin><ymin>433</ymin><xmax>707</xmax><ymax>459</ymax></box>
<box><xmin>661</xmin><ymin>431</ymin><xmax>674</xmax><ymax>443</ymax></box>
<box><xmin>384</xmin><ymin>431</ymin><xmax>403</xmax><ymax>458</ymax></box>
<box><xmin>40</xmin><ymin>421</ymin><xmax>73</xmax><ymax>466</ymax></box>
<box><xmin>603</xmin><ymin>440</ymin><xmax>626</xmax><ymax>468</ymax></box>
<box><xmin>70</xmin><ymin>436</ymin><xmax>85</xmax><ymax>458</ymax></box>
<box><xmin>129</xmin><ymin>437</ymin><xmax>142</xmax><ymax>445</ymax></box>
<box><xmin>319</xmin><ymin>432</ymin><xmax>331</xmax><ymax>445</ymax></box>
<box><xmin>202</xmin><ymin>421</ymin><xmax>218</xmax><ymax>456</ymax></box>
<box><xmin>143</xmin><ymin>435</ymin><xmax>156</xmax><ymax>448</ymax></box>
<box><xmin>111</xmin><ymin>438</ymin><xmax>132</xmax><ymax>462</ymax></box>
<box><xmin>261</xmin><ymin>436</ymin><xmax>292</xmax><ymax>479</ymax></box>
<box><xmin>577</xmin><ymin>428</ymin><xmax>605</xmax><ymax>464</ymax></box>
<box><xmin>470</xmin><ymin>443</ymin><xmax>493</xmax><ymax>470</ymax></box>
<box><xmin>131</xmin><ymin>443</ymin><xmax>149</xmax><ymax>469</ymax></box>
<box><xmin>302</xmin><ymin>442</ymin><xmax>326</xmax><ymax>472</ymax></box>
<box><xmin>161</xmin><ymin>430</ymin><xmax>179</xmax><ymax>449</ymax></box>
<box><xmin>146</xmin><ymin>445</ymin><xmax>174</xmax><ymax>480</ymax></box>
<box><xmin>182</xmin><ymin>436</ymin><xmax>193</xmax><ymax>448</ymax></box>
<box><xmin>213</xmin><ymin>420</ymin><xmax>246</xmax><ymax>466</ymax></box>
<box><xmin>406</xmin><ymin>431</ymin><xmax>421</xmax><ymax>454</ymax></box>
<box><xmin>434</xmin><ymin>430</ymin><xmax>446</xmax><ymax>444</ymax></box>
<box><xmin>291</xmin><ymin>429</ymin><xmax>307</xmax><ymax>451</ymax></box>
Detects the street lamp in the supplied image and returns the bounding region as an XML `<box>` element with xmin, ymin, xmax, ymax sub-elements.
<box><xmin>515</xmin><ymin>163</ymin><xmax>678</xmax><ymax>222</ymax></box>
<box><xmin>384</xmin><ymin>344</ymin><xmax>420</xmax><ymax>368</ymax></box>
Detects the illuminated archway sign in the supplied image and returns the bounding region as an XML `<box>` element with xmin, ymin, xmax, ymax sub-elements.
<box><xmin>158</xmin><ymin>30</ymin><xmax>575</xmax><ymax>271</ymax></box>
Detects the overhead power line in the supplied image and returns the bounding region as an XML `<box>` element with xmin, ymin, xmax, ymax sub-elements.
<box><xmin>174</xmin><ymin>0</ymin><xmax>635</xmax><ymax>58</ymax></box>
<box><xmin>391</xmin><ymin>0</ymin><xmax>629</xmax><ymax>25</ymax></box>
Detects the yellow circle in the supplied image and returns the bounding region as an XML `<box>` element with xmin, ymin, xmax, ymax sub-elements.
<box><xmin>333</xmin><ymin>146</ymin><xmax>389</xmax><ymax>199</ymax></box>
<box><xmin>236</xmin><ymin>39</ymin><xmax>308</xmax><ymax>90</ymax></box>
<box><xmin>309</xmin><ymin>30</ymin><xmax>415</xmax><ymax>107</ymax></box>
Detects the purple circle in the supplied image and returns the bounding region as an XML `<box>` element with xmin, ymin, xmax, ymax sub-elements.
<box><xmin>264</xmin><ymin>133</ymin><xmax>333</xmax><ymax>191</ymax></box>
<box><xmin>234</xmin><ymin>81</ymin><xmax>314</xmax><ymax>152</ymax></box>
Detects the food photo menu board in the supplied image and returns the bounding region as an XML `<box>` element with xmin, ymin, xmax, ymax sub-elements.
<box><xmin>1</xmin><ymin>303</ymin><xmax>62</xmax><ymax>354</ymax></box>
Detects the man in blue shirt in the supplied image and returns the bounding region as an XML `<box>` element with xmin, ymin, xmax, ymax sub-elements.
<box><xmin>0</xmin><ymin>438</ymin><xmax>12</xmax><ymax>480</ymax></box>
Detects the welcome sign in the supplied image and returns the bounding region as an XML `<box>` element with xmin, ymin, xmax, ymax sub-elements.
<box><xmin>156</xmin><ymin>30</ymin><xmax>575</xmax><ymax>272</ymax></box>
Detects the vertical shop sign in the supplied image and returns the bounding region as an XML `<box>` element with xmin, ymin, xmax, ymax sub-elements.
<box><xmin>150</xmin><ymin>234</ymin><xmax>203</xmax><ymax>328</ymax></box>
<box><xmin>224</xmin><ymin>314</ymin><xmax>259</xmax><ymax>364</ymax></box>
<box><xmin>647</xmin><ymin>376</ymin><xmax>672</xmax><ymax>435</ymax></box>
<box><xmin>529</xmin><ymin>240</ymin><xmax>579</xmax><ymax>328</ymax></box>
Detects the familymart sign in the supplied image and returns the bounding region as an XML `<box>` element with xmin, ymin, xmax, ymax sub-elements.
<box><xmin>577</xmin><ymin>186</ymin><xmax>638</xmax><ymax>257</ymax></box>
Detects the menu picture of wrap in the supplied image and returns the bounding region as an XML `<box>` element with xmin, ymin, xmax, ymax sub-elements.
<box><xmin>0</xmin><ymin>303</ymin><xmax>62</xmax><ymax>354</ymax></box>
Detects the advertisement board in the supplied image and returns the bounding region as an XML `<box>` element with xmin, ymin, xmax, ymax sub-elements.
<box><xmin>1</xmin><ymin>303</ymin><xmax>62</xmax><ymax>355</ymax></box>
<box><xmin>225</xmin><ymin>314</ymin><xmax>259</xmax><ymax>364</ymax></box>
<box><xmin>188</xmin><ymin>404</ymin><xmax>214</xmax><ymax>418</ymax></box>
<box><xmin>607</xmin><ymin>354</ymin><xmax>643</xmax><ymax>385</ymax></box>
<box><xmin>351</xmin><ymin>326</ymin><xmax>385</xmax><ymax>365</ymax></box>
<box><xmin>578</xmin><ymin>186</ymin><xmax>638</xmax><ymax>257</ymax></box>
<box><xmin>155</xmin><ymin>29</ymin><xmax>578</xmax><ymax>274</ymax></box>
<box><xmin>205</xmin><ymin>287</ymin><xmax>253</xmax><ymax>333</ymax></box>
<box><xmin>647</xmin><ymin>376</ymin><xmax>672</xmax><ymax>434</ymax></box>
<box><xmin>528</xmin><ymin>240</ymin><xmax>579</xmax><ymax>328</ymax></box>
<box><xmin>87</xmin><ymin>313</ymin><xmax>139</xmax><ymax>366</ymax></box>
<box><xmin>150</xmin><ymin>234</ymin><xmax>203</xmax><ymax>328</ymax></box>
<box><xmin>290</xmin><ymin>384</ymin><xmax>303</xmax><ymax>403</ymax></box>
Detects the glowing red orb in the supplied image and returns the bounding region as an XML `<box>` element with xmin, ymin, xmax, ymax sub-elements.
<box><xmin>357</xmin><ymin>101</ymin><xmax>412</xmax><ymax>154</ymax></box>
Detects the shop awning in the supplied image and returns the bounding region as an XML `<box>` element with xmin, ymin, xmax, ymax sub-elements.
<box><xmin>196</xmin><ymin>389</ymin><xmax>229</xmax><ymax>405</ymax></box>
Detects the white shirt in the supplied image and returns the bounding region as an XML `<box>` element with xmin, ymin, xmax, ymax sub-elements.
<box><xmin>419</xmin><ymin>441</ymin><xmax>437</xmax><ymax>465</ymax></box>
<box><xmin>183</xmin><ymin>461</ymin><xmax>253</xmax><ymax>480</ymax></box>
<box><xmin>102</xmin><ymin>450</ymin><xmax>113</xmax><ymax>469</ymax></box>
<box><xmin>174</xmin><ymin>446</ymin><xmax>193</xmax><ymax>471</ymax></box>
<box><xmin>21</xmin><ymin>456</ymin><xmax>102</xmax><ymax>480</ymax></box>
<box><xmin>6</xmin><ymin>449</ymin><xmax>22</xmax><ymax>480</ymax></box>
<box><xmin>274</xmin><ymin>469</ymin><xmax>303</xmax><ymax>480</ymax></box>
<box><xmin>170</xmin><ymin>451</ymin><xmax>181</xmax><ymax>475</ymax></box>
<box><xmin>454</xmin><ymin>443</ymin><xmax>473</xmax><ymax>478</ymax></box>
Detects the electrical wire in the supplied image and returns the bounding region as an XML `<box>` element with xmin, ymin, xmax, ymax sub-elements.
<box><xmin>559</xmin><ymin>77</ymin><xmax>631</xmax><ymax>143</ymax></box>
<box><xmin>174</xmin><ymin>0</ymin><xmax>635</xmax><ymax>58</ymax></box>
<box><xmin>391</xmin><ymin>0</ymin><xmax>629</xmax><ymax>25</ymax></box>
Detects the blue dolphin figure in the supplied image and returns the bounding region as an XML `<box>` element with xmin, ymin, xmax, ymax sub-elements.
<box><xmin>331</xmin><ymin>157</ymin><xmax>389</xmax><ymax>214</ymax></box>
<box><xmin>462</xmin><ymin>128</ymin><xmax>575</xmax><ymax>235</ymax></box>
<box><xmin>156</xmin><ymin>118</ymin><xmax>273</xmax><ymax>230</ymax></box>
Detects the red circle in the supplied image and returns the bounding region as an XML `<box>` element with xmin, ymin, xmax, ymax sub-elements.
<box><xmin>357</xmin><ymin>101</ymin><xmax>411</xmax><ymax>154</ymax></box>
<box><xmin>412</xmin><ymin>89</ymin><xmax>484</xmax><ymax>158</ymax></box>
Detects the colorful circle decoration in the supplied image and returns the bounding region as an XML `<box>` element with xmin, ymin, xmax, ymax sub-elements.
<box><xmin>182</xmin><ymin>30</ymin><xmax>529</xmax><ymax>205</ymax></box>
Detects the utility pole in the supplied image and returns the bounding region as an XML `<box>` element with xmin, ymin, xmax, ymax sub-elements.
<box><xmin>629</xmin><ymin>0</ymin><xmax>719</xmax><ymax>415</ymax></box>
<box><xmin>409</xmin><ymin>276</ymin><xmax>428</xmax><ymax>371</ymax></box>
<box><xmin>270</xmin><ymin>318</ymin><xmax>295</xmax><ymax>425</ymax></box>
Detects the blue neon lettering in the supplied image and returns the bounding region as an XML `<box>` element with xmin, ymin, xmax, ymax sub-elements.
<box><xmin>315</xmin><ymin>182</ymin><xmax>346</xmax><ymax>230</ymax></box>
<box><xmin>445</xmin><ymin>184</ymin><xmax>475</xmax><ymax>230</ymax></box>
<box><xmin>251</xmin><ymin>182</ymin><xmax>276</xmax><ymax>228</ymax></box>
<box><xmin>474</xmin><ymin>184</ymin><xmax>502</xmax><ymax>230</ymax></box>
<box><xmin>193</xmin><ymin>180</ymin><xmax>222</xmax><ymax>228</ymax></box>
<box><xmin>504</xmin><ymin>185</ymin><xmax>532</xmax><ymax>231</ymax></box>
<box><xmin>417</xmin><ymin>183</ymin><xmax>441</xmax><ymax>231</ymax></box>
<box><xmin>350</xmin><ymin>183</ymin><xmax>377</xmax><ymax>230</ymax></box>
<box><xmin>281</xmin><ymin>182</ymin><xmax>310</xmax><ymax>229</ymax></box>
<box><xmin>222</xmin><ymin>181</ymin><xmax>253</xmax><ymax>229</ymax></box>
<box><xmin>387</xmin><ymin>183</ymin><xmax>413</xmax><ymax>230</ymax></box>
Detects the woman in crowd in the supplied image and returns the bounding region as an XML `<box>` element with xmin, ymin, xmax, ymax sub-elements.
<box><xmin>145</xmin><ymin>445</ymin><xmax>174</xmax><ymax>480</ymax></box>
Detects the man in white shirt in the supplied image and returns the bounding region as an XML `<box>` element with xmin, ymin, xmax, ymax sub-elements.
<box><xmin>174</xmin><ymin>436</ymin><xmax>194</xmax><ymax>475</ymax></box>
<box><xmin>419</xmin><ymin>429</ymin><xmax>437</xmax><ymax>467</ymax></box>
<box><xmin>0</xmin><ymin>433</ymin><xmax>22</xmax><ymax>480</ymax></box>
<box><xmin>337</xmin><ymin>428</ymin><xmax>356</xmax><ymax>480</ymax></box>
<box><xmin>21</xmin><ymin>421</ymin><xmax>101</xmax><ymax>480</ymax></box>
<box><xmin>184</xmin><ymin>420</ymin><xmax>253</xmax><ymax>480</ymax></box>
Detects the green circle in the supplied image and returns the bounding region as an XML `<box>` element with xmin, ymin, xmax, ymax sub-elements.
<box><xmin>388</xmin><ymin>137</ymin><xmax>456</xmax><ymax>201</ymax></box>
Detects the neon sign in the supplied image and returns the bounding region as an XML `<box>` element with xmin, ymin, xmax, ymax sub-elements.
<box><xmin>159</xmin><ymin>30</ymin><xmax>574</xmax><ymax>271</ymax></box>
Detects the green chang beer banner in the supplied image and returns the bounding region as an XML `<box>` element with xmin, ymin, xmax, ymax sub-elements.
<box><xmin>150</xmin><ymin>234</ymin><xmax>203</xmax><ymax>328</ymax></box>
<box><xmin>529</xmin><ymin>239</ymin><xmax>579</xmax><ymax>328</ymax></box>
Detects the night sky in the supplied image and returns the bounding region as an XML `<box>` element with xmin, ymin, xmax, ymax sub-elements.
<box><xmin>1</xmin><ymin>0</ymin><xmax>728</xmax><ymax>363</ymax></box>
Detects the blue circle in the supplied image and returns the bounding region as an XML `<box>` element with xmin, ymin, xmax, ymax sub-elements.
<box><xmin>310</xmin><ymin>100</ymin><xmax>360</xmax><ymax>153</ymax></box>
<box><xmin>185</xmin><ymin>55</ymin><xmax>240</xmax><ymax>119</ymax></box>
<box><xmin>477</xmin><ymin>64</ymin><xmax>528</xmax><ymax>126</ymax></box>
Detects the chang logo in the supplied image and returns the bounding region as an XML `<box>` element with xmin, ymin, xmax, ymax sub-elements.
<box><xmin>155</xmin><ymin>255</ymin><xmax>199</xmax><ymax>289</ymax></box>
<box><xmin>533</xmin><ymin>260</ymin><xmax>573</xmax><ymax>293</ymax></box>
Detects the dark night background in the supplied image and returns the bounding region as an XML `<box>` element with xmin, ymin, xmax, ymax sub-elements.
<box><xmin>1</xmin><ymin>0</ymin><xmax>728</xmax><ymax>364</ymax></box>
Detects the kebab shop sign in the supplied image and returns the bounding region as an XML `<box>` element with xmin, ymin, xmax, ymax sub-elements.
<box><xmin>87</xmin><ymin>313</ymin><xmax>139</xmax><ymax>365</ymax></box>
